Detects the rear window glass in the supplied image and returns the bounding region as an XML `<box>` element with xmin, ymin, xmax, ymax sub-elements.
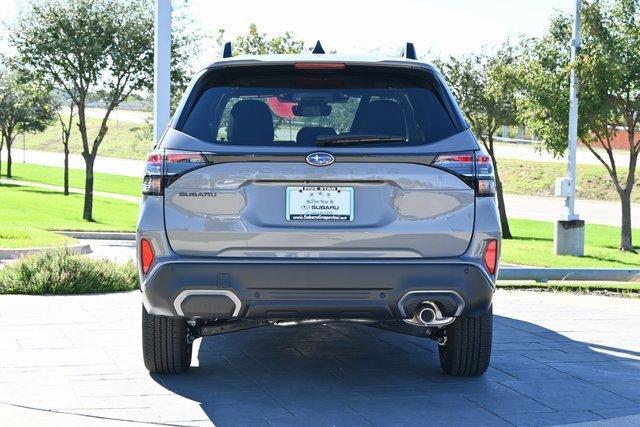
<box><xmin>179</xmin><ymin>66</ymin><xmax>461</xmax><ymax>146</ymax></box>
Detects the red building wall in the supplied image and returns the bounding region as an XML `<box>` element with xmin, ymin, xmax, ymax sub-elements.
<box><xmin>580</xmin><ymin>129</ymin><xmax>637</xmax><ymax>149</ymax></box>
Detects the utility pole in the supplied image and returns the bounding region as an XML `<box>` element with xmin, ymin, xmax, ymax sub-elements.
<box><xmin>554</xmin><ymin>0</ymin><xmax>585</xmax><ymax>256</ymax></box>
<box><xmin>154</xmin><ymin>0</ymin><xmax>171</xmax><ymax>145</ymax></box>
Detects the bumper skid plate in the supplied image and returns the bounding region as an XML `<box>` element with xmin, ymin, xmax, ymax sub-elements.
<box><xmin>143</xmin><ymin>261</ymin><xmax>494</xmax><ymax>319</ymax></box>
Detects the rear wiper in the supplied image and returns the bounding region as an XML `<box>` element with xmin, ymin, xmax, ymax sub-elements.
<box><xmin>316</xmin><ymin>134</ymin><xmax>408</xmax><ymax>146</ymax></box>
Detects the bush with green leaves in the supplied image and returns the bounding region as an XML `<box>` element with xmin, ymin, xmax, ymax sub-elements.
<box><xmin>0</xmin><ymin>249</ymin><xmax>138</xmax><ymax>294</ymax></box>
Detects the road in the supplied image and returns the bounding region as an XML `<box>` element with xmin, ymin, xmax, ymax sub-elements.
<box><xmin>493</xmin><ymin>141</ymin><xmax>630</xmax><ymax>166</ymax></box>
<box><xmin>0</xmin><ymin>290</ymin><xmax>639</xmax><ymax>426</ymax></box>
<box><xmin>504</xmin><ymin>194</ymin><xmax>635</xmax><ymax>227</ymax></box>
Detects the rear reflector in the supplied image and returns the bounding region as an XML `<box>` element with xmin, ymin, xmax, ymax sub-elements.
<box><xmin>140</xmin><ymin>238</ymin><xmax>155</xmax><ymax>274</ymax></box>
<box><xmin>483</xmin><ymin>239</ymin><xmax>498</xmax><ymax>275</ymax></box>
<box><xmin>294</xmin><ymin>62</ymin><xmax>346</xmax><ymax>70</ymax></box>
<box><xmin>476</xmin><ymin>179</ymin><xmax>496</xmax><ymax>196</ymax></box>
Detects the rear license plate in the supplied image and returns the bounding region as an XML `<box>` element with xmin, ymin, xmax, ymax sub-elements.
<box><xmin>286</xmin><ymin>186</ymin><xmax>354</xmax><ymax>221</ymax></box>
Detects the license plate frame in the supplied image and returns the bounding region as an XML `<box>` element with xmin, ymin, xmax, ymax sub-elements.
<box><xmin>286</xmin><ymin>186</ymin><xmax>354</xmax><ymax>221</ymax></box>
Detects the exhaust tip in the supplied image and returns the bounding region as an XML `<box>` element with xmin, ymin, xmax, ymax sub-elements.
<box><xmin>417</xmin><ymin>307</ymin><xmax>436</xmax><ymax>325</ymax></box>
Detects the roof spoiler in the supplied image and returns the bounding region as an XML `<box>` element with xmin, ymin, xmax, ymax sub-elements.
<box><xmin>222</xmin><ymin>41</ymin><xmax>233</xmax><ymax>58</ymax></box>
<box><xmin>312</xmin><ymin>40</ymin><xmax>325</xmax><ymax>54</ymax></box>
<box><xmin>402</xmin><ymin>42</ymin><xmax>417</xmax><ymax>60</ymax></box>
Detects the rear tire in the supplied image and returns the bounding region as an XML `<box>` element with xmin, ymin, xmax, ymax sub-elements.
<box><xmin>438</xmin><ymin>306</ymin><xmax>492</xmax><ymax>376</ymax></box>
<box><xmin>142</xmin><ymin>305</ymin><xmax>192</xmax><ymax>374</ymax></box>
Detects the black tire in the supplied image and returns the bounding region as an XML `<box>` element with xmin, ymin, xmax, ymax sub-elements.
<box><xmin>438</xmin><ymin>305</ymin><xmax>492</xmax><ymax>376</ymax></box>
<box><xmin>142</xmin><ymin>305</ymin><xmax>192</xmax><ymax>374</ymax></box>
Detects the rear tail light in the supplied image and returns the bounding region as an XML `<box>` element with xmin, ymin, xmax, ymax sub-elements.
<box><xmin>475</xmin><ymin>152</ymin><xmax>495</xmax><ymax>197</ymax></box>
<box><xmin>483</xmin><ymin>239</ymin><xmax>498</xmax><ymax>275</ymax></box>
<box><xmin>140</xmin><ymin>238</ymin><xmax>155</xmax><ymax>274</ymax></box>
<box><xmin>142</xmin><ymin>149</ymin><xmax>208</xmax><ymax>195</ymax></box>
<box><xmin>432</xmin><ymin>150</ymin><xmax>496</xmax><ymax>197</ymax></box>
<box><xmin>432</xmin><ymin>153</ymin><xmax>475</xmax><ymax>176</ymax></box>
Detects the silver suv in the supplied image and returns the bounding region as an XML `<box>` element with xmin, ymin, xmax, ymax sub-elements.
<box><xmin>137</xmin><ymin>47</ymin><xmax>500</xmax><ymax>376</ymax></box>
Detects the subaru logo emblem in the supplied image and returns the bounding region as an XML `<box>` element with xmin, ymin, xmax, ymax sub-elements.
<box><xmin>306</xmin><ymin>152</ymin><xmax>334</xmax><ymax>167</ymax></box>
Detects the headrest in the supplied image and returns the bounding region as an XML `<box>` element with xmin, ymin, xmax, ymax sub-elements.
<box><xmin>227</xmin><ymin>100</ymin><xmax>274</xmax><ymax>144</ymax></box>
<box><xmin>353</xmin><ymin>100</ymin><xmax>406</xmax><ymax>136</ymax></box>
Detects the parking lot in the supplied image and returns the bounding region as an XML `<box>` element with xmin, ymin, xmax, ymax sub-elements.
<box><xmin>0</xmin><ymin>290</ymin><xmax>639</xmax><ymax>426</ymax></box>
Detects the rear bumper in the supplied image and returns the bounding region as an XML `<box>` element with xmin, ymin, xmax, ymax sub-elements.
<box><xmin>141</xmin><ymin>260</ymin><xmax>495</xmax><ymax>320</ymax></box>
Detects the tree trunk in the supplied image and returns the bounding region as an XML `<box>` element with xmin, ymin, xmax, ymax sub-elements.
<box><xmin>494</xmin><ymin>165</ymin><xmax>512</xmax><ymax>239</ymax></box>
<box><xmin>0</xmin><ymin>135</ymin><xmax>4</xmax><ymax>178</ymax></box>
<box><xmin>485</xmin><ymin>135</ymin><xmax>512</xmax><ymax>239</ymax></box>
<box><xmin>83</xmin><ymin>155</ymin><xmax>94</xmax><ymax>221</ymax></box>
<box><xmin>6</xmin><ymin>141</ymin><xmax>13</xmax><ymax>179</ymax></box>
<box><xmin>63</xmin><ymin>143</ymin><xmax>69</xmax><ymax>196</ymax></box>
<box><xmin>619</xmin><ymin>189</ymin><xmax>634</xmax><ymax>252</ymax></box>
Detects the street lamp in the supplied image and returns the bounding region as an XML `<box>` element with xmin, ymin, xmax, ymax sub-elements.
<box><xmin>154</xmin><ymin>0</ymin><xmax>171</xmax><ymax>145</ymax></box>
<box><xmin>554</xmin><ymin>0</ymin><xmax>585</xmax><ymax>256</ymax></box>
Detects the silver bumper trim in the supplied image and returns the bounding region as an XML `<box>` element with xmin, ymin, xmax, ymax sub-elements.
<box><xmin>173</xmin><ymin>290</ymin><xmax>242</xmax><ymax>317</ymax></box>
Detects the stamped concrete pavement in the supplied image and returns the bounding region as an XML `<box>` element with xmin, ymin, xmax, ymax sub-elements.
<box><xmin>0</xmin><ymin>290</ymin><xmax>639</xmax><ymax>426</ymax></box>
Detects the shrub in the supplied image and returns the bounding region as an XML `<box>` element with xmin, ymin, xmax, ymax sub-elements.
<box><xmin>0</xmin><ymin>248</ymin><xmax>138</xmax><ymax>294</ymax></box>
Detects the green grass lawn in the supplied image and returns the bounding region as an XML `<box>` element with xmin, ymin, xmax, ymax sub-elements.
<box><xmin>0</xmin><ymin>227</ymin><xmax>75</xmax><ymax>248</ymax></box>
<box><xmin>8</xmin><ymin>163</ymin><xmax>141</xmax><ymax>196</ymax></box>
<box><xmin>0</xmin><ymin>183</ymin><xmax>137</xmax><ymax>242</ymax></box>
<box><xmin>502</xmin><ymin>218</ymin><xmax>640</xmax><ymax>268</ymax></box>
<box><xmin>1</xmin><ymin>175</ymin><xmax>637</xmax><ymax>270</ymax></box>
<box><xmin>499</xmin><ymin>158</ymin><xmax>639</xmax><ymax>203</ymax></box>
<box><xmin>22</xmin><ymin>116</ymin><xmax>151</xmax><ymax>160</ymax></box>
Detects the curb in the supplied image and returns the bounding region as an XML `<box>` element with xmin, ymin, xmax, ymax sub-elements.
<box><xmin>499</xmin><ymin>267</ymin><xmax>640</xmax><ymax>282</ymax></box>
<box><xmin>57</xmin><ymin>231</ymin><xmax>136</xmax><ymax>241</ymax></box>
<box><xmin>0</xmin><ymin>243</ymin><xmax>92</xmax><ymax>260</ymax></box>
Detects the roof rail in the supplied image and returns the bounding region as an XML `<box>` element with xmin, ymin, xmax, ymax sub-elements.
<box><xmin>222</xmin><ymin>41</ymin><xmax>233</xmax><ymax>58</ymax></box>
<box><xmin>403</xmin><ymin>42</ymin><xmax>417</xmax><ymax>60</ymax></box>
<box><xmin>312</xmin><ymin>40</ymin><xmax>325</xmax><ymax>54</ymax></box>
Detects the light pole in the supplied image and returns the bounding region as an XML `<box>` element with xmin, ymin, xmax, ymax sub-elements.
<box><xmin>554</xmin><ymin>0</ymin><xmax>585</xmax><ymax>256</ymax></box>
<box><xmin>154</xmin><ymin>0</ymin><xmax>171</xmax><ymax>145</ymax></box>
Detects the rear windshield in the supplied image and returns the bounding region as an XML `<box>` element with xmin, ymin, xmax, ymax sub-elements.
<box><xmin>178</xmin><ymin>66</ymin><xmax>463</xmax><ymax>147</ymax></box>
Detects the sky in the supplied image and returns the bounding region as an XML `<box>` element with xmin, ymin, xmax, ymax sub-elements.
<box><xmin>0</xmin><ymin>0</ymin><xmax>575</xmax><ymax>69</ymax></box>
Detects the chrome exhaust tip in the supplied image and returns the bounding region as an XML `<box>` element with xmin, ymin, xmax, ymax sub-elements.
<box><xmin>417</xmin><ymin>307</ymin><xmax>436</xmax><ymax>325</ymax></box>
<box><xmin>405</xmin><ymin>301</ymin><xmax>455</xmax><ymax>327</ymax></box>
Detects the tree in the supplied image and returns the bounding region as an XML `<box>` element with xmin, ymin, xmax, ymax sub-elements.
<box><xmin>54</xmin><ymin>93</ymin><xmax>75</xmax><ymax>195</ymax></box>
<box><xmin>11</xmin><ymin>0</ymin><xmax>198</xmax><ymax>221</ymax></box>
<box><xmin>231</xmin><ymin>24</ymin><xmax>305</xmax><ymax>55</ymax></box>
<box><xmin>436</xmin><ymin>44</ymin><xmax>519</xmax><ymax>239</ymax></box>
<box><xmin>0</xmin><ymin>65</ymin><xmax>56</xmax><ymax>178</ymax></box>
<box><xmin>519</xmin><ymin>0</ymin><xmax>640</xmax><ymax>252</ymax></box>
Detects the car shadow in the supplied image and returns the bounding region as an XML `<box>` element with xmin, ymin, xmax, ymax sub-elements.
<box><xmin>151</xmin><ymin>315</ymin><xmax>640</xmax><ymax>426</ymax></box>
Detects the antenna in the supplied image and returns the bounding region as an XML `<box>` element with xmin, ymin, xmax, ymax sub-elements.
<box><xmin>312</xmin><ymin>40</ymin><xmax>325</xmax><ymax>54</ymax></box>
<box><xmin>403</xmin><ymin>42</ymin><xmax>417</xmax><ymax>60</ymax></box>
<box><xmin>222</xmin><ymin>41</ymin><xmax>233</xmax><ymax>58</ymax></box>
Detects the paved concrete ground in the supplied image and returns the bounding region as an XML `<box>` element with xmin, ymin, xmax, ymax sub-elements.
<box><xmin>84</xmin><ymin>239</ymin><xmax>135</xmax><ymax>263</ymax></box>
<box><xmin>0</xmin><ymin>290</ymin><xmax>639</xmax><ymax>426</ymax></box>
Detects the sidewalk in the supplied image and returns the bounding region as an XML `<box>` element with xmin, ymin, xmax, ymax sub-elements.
<box><xmin>1</xmin><ymin>149</ymin><xmax>144</xmax><ymax>177</ymax></box>
<box><xmin>0</xmin><ymin>178</ymin><xmax>139</xmax><ymax>203</ymax></box>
